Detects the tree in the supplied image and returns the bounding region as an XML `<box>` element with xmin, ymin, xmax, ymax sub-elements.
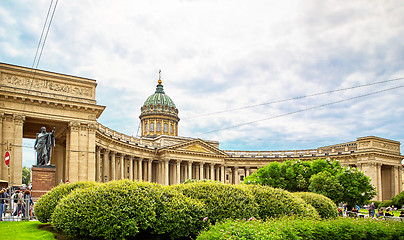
<box><xmin>22</xmin><ymin>166</ymin><xmax>31</xmax><ymax>185</ymax></box>
<box><xmin>244</xmin><ymin>158</ymin><xmax>376</xmax><ymax>206</ymax></box>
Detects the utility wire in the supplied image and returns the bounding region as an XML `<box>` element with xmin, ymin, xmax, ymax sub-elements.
<box><xmin>31</xmin><ymin>0</ymin><xmax>54</xmax><ymax>70</ymax></box>
<box><xmin>199</xmin><ymin>84</ymin><xmax>404</xmax><ymax>135</ymax></box>
<box><xmin>184</xmin><ymin>77</ymin><xmax>404</xmax><ymax>120</ymax></box>
<box><xmin>31</xmin><ymin>0</ymin><xmax>59</xmax><ymax>80</ymax></box>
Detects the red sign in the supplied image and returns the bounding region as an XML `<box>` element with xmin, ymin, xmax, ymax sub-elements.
<box><xmin>4</xmin><ymin>151</ymin><xmax>10</xmax><ymax>166</ymax></box>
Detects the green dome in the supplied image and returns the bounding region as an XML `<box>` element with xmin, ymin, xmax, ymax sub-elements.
<box><xmin>143</xmin><ymin>82</ymin><xmax>176</xmax><ymax>108</ymax></box>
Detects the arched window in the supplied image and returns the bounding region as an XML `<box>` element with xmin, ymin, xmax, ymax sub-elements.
<box><xmin>145</xmin><ymin>123</ymin><xmax>148</xmax><ymax>132</ymax></box>
<box><xmin>157</xmin><ymin>123</ymin><xmax>161</xmax><ymax>132</ymax></box>
<box><xmin>170</xmin><ymin>124</ymin><xmax>174</xmax><ymax>134</ymax></box>
<box><xmin>150</xmin><ymin>123</ymin><xmax>154</xmax><ymax>132</ymax></box>
<box><xmin>164</xmin><ymin>123</ymin><xmax>168</xmax><ymax>133</ymax></box>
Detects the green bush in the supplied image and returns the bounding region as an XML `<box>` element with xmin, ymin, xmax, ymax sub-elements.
<box><xmin>379</xmin><ymin>200</ymin><xmax>394</xmax><ymax>208</ymax></box>
<box><xmin>34</xmin><ymin>181</ymin><xmax>99</xmax><ymax>223</ymax></box>
<box><xmin>52</xmin><ymin>180</ymin><xmax>161</xmax><ymax>240</ymax></box>
<box><xmin>173</xmin><ymin>182</ymin><xmax>259</xmax><ymax>224</ymax></box>
<box><xmin>391</xmin><ymin>191</ymin><xmax>404</xmax><ymax>208</ymax></box>
<box><xmin>196</xmin><ymin>217</ymin><xmax>404</xmax><ymax>240</ymax></box>
<box><xmin>372</xmin><ymin>200</ymin><xmax>382</xmax><ymax>209</ymax></box>
<box><xmin>152</xmin><ymin>186</ymin><xmax>208</xmax><ymax>239</ymax></box>
<box><xmin>240</xmin><ymin>185</ymin><xmax>319</xmax><ymax>219</ymax></box>
<box><xmin>293</xmin><ymin>192</ymin><xmax>338</xmax><ymax>219</ymax></box>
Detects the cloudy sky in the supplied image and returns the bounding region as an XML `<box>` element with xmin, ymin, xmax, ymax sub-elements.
<box><xmin>1</xmin><ymin>1</ymin><xmax>403</xmax><ymax>166</ymax></box>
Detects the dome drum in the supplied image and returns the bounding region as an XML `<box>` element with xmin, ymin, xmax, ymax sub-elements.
<box><xmin>139</xmin><ymin>78</ymin><xmax>179</xmax><ymax>137</ymax></box>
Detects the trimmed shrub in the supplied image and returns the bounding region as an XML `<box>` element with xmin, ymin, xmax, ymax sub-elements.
<box><xmin>372</xmin><ymin>200</ymin><xmax>383</xmax><ymax>208</ymax></box>
<box><xmin>196</xmin><ymin>217</ymin><xmax>404</xmax><ymax>240</ymax></box>
<box><xmin>379</xmin><ymin>200</ymin><xmax>394</xmax><ymax>208</ymax></box>
<box><xmin>34</xmin><ymin>181</ymin><xmax>99</xmax><ymax>223</ymax></box>
<box><xmin>152</xmin><ymin>186</ymin><xmax>208</xmax><ymax>239</ymax></box>
<box><xmin>173</xmin><ymin>182</ymin><xmax>259</xmax><ymax>224</ymax></box>
<box><xmin>293</xmin><ymin>192</ymin><xmax>338</xmax><ymax>219</ymax></box>
<box><xmin>52</xmin><ymin>180</ymin><xmax>161</xmax><ymax>240</ymax></box>
<box><xmin>240</xmin><ymin>185</ymin><xmax>319</xmax><ymax>219</ymax></box>
<box><xmin>392</xmin><ymin>191</ymin><xmax>404</xmax><ymax>208</ymax></box>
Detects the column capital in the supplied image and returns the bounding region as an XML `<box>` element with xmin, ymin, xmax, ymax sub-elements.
<box><xmin>68</xmin><ymin>121</ymin><xmax>80</xmax><ymax>131</ymax></box>
<box><xmin>13</xmin><ymin>114</ymin><xmax>25</xmax><ymax>125</ymax></box>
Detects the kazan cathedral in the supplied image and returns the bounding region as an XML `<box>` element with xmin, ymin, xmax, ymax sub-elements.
<box><xmin>0</xmin><ymin>62</ymin><xmax>402</xmax><ymax>200</ymax></box>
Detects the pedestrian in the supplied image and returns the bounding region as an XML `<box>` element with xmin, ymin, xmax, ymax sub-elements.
<box><xmin>0</xmin><ymin>189</ymin><xmax>6</xmax><ymax>221</ymax></box>
<box><xmin>23</xmin><ymin>190</ymin><xmax>33</xmax><ymax>219</ymax></box>
<box><xmin>369</xmin><ymin>202</ymin><xmax>376</xmax><ymax>218</ymax></box>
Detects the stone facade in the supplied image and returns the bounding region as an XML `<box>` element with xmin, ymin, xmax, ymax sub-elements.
<box><xmin>0</xmin><ymin>62</ymin><xmax>403</xmax><ymax>201</ymax></box>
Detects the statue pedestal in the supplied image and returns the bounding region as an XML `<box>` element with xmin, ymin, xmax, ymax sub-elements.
<box><xmin>31</xmin><ymin>165</ymin><xmax>56</xmax><ymax>198</ymax></box>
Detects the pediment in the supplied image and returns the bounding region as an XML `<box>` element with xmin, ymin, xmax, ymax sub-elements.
<box><xmin>159</xmin><ymin>139</ymin><xmax>228</xmax><ymax>157</ymax></box>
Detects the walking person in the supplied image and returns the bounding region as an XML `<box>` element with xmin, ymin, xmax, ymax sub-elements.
<box><xmin>0</xmin><ymin>189</ymin><xmax>6</xmax><ymax>221</ymax></box>
<box><xmin>369</xmin><ymin>202</ymin><xmax>376</xmax><ymax>218</ymax></box>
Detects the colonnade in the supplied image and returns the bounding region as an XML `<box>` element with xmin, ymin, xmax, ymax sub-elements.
<box><xmin>95</xmin><ymin>146</ymin><xmax>254</xmax><ymax>185</ymax></box>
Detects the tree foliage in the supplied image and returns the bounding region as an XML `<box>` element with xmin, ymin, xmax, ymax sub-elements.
<box><xmin>22</xmin><ymin>166</ymin><xmax>31</xmax><ymax>185</ymax></box>
<box><xmin>244</xmin><ymin>158</ymin><xmax>376</xmax><ymax>206</ymax></box>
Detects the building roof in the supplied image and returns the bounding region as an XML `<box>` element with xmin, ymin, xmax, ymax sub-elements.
<box><xmin>143</xmin><ymin>80</ymin><xmax>176</xmax><ymax>108</ymax></box>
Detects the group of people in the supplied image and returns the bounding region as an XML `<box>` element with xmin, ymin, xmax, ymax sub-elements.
<box><xmin>367</xmin><ymin>202</ymin><xmax>404</xmax><ymax>219</ymax></box>
<box><xmin>0</xmin><ymin>188</ymin><xmax>34</xmax><ymax>221</ymax></box>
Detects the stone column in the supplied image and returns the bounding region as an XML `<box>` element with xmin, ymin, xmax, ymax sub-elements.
<box><xmin>111</xmin><ymin>152</ymin><xmax>116</xmax><ymax>180</ymax></box>
<box><xmin>246</xmin><ymin>167</ymin><xmax>250</xmax><ymax>177</ymax></box>
<box><xmin>67</xmin><ymin>121</ymin><xmax>80</xmax><ymax>183</ymax></box>
<box><xmin>148</xmin><ymin>159</ymin><xmax>152</xmax><ymax>182</ymax></box>
<box><xmin>12</xmin><ymin>115</ymin><xmax>24</xmax><ymax>186</ymax></box>
<box><xmin>96</xmin><ymin>147</ymin><xmax>101</xmax><ymax>182</ymax></box>
<box><xmin>176</xmin><ymin>160</ymin><xmax>182</xmax><ymax>184</ymax></box>
<box><xmin>221</xmin><ymin>165</ymin><xmax>225</xmax><ymax>183</ymax></box>
<box><xmin>138</xmin><ymin>158</ymin><xmax>143</xmax><ymax>181</ymax></box>
<box><xmin>215</xmin><ymin>165</ymin><xmax>220</xmax><ymax>181</ymax></box>
<box><xmin>234</xmin><ymin>166</ymin><xmax>240</xmax><ymax>184</ymax></box>
<box><xmin>377</xmin><ymin>163</ymin><xmax>382</xmax><ymax>201</ymax></box>
<box><xmin>103</xmin><ymin>149</ymin><xmax>110</xmax><ymax>182</ymax></box>
<box><xmin>393</xmin><ymin>166</ymin><xmax>400</xmax><ymax>196</ymax></box>
<box><xmin>199</xmin><ymin>162</ymin><xmax>204</xmax><ymax>180</ymax></box>
<box><xmin>188</xmin><ymin>161</ymin><xmax>193</xmax><ymax>180</ymax></box>
<box><xmin>87</xmin><ymin>124</ymin><xmax>97</xmax><ymax>181</ymax></box>
<box><xmin>210</xmin><ymin>164</ymin><xmax>215</xmax><ymax>180</ymax></box>
<box><xmin>120</xmin><ymin>155</ymin><xmax>125</xmax><ymax>179</ymax></box>
<box><xmin>165</xmin><ymin>160</ymin><xmax>169</xmax><ymax>185</ymax></box>
<box><xmin>129</xmin><ymin>156</ymin><xmax>134</xmax><ymax>181</ymax></box>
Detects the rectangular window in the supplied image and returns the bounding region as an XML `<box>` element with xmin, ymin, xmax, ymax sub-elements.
<box><xmin>150</xmin><ymin>123</ymin><xmax>154</xmax><ymax>131</ymax></box>
<box><xmin>157</xmin><ymin>123</ymin><xmax>161</xmax><ymax>132</ymax></box>
<box><xmin>145</xmin><ymin>123</ymin><xmax>148</xmax><ymax>132</ymax></box>
<box><xmin>240</xmin><ymin>175</ymin><xmax>244</xmax><ymax>181</ymax></box>
<box><xmin>164</xmin><ymin>123</ymin><xmax>168</xmax><ymax>132</ymax></box>
<box><xmin>170</xmin><ymin>125</ymin><xmax>174</xmax><ymax>134</ymax></box>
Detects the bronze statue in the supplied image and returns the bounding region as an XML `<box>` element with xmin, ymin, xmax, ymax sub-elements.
<box><xmin>34</xmin><ymin>127</ymin><xmax>55</xmax><ymax>166</ymax></box>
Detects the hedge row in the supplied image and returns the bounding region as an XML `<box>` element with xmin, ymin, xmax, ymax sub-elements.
<box><xmin>36</xmin><ymin>180</ymin><xmax>338</xmax><ymax>239</ymax></box>
<box><xmin>52</xmin><ymin>180</ymin><xmax>208</xmax><ymax>240</ymax></box>
<box><xmin>197</xmin><ymin>217</ymin><xmax>404</xmax><ymax>240</ymax></box>
<box><xmin>34</xmin><ymin>181</ymin><xmax>100</xmax><ymax>223</ymax></box>
<box><xmin>293</xmin><ymin>192</ymin><xmax>338</xmax><ymax>219</ymax></box>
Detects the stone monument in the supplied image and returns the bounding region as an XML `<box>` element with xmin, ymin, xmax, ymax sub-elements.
<box><xmin>31</xmin><ymin>127</ymin><xmax>56</xmax><ymax>198</ymax></box>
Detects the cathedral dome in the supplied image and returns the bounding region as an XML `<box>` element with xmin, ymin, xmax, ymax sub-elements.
<box><xmin>139</xmin><ymin>74</ymin><xmax>179</xmax><ymax>137</ymax></box>
<box><xmin>143</xmin><ymin>80</ymin><xmax>176</xmax><ymax>109</ymax></box>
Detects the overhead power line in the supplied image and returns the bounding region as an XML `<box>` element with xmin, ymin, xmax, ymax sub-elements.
<box><xmin>199</xmin><ymin>84</ymin><xmax>404</xmax><ymax>135</ymax></box>
<box><xmin>184</xmin><ymin>77</ymin><xmax>404</xmax><ymax>120</ymax></box>
<box><xmin>31</xmin><ymin>0</ymin><xmax>59</xmax><ymax>79</ymax></box>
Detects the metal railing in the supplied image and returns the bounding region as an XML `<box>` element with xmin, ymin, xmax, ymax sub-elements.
<box><xmin>0</xmin><ymin>197</ymin><xmax>37</xmax><ymax>221</ymax></box>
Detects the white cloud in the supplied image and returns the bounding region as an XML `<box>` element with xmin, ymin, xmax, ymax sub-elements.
<box><xmin>1</xmin><ymin>0</ymin><xmax>403</xmax><ymax>165</ymax></box>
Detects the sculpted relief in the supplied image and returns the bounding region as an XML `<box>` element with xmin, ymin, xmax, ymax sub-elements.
<box><xmin>2</xmin><ymin>74</ymin><xmax>92</xmax><ymax>98</ymax></box>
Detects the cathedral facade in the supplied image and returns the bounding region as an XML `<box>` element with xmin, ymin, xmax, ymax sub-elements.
<box><xmin>0</xmin><ymin>62</ymin><xmax>402</xmax><ymax>201</ymax></box>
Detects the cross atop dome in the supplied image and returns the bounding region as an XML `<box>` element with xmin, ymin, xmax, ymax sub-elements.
<box><xmin>158</xmin><ymin>69</ymin><xmax>162</xmax><ymax>85</ymax></box>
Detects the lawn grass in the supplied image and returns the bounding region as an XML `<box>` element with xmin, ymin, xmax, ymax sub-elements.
<box><xmin>0</xmin><ymin>221</ymin><xmax>56</xmax><ymax>240</ymax></box>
